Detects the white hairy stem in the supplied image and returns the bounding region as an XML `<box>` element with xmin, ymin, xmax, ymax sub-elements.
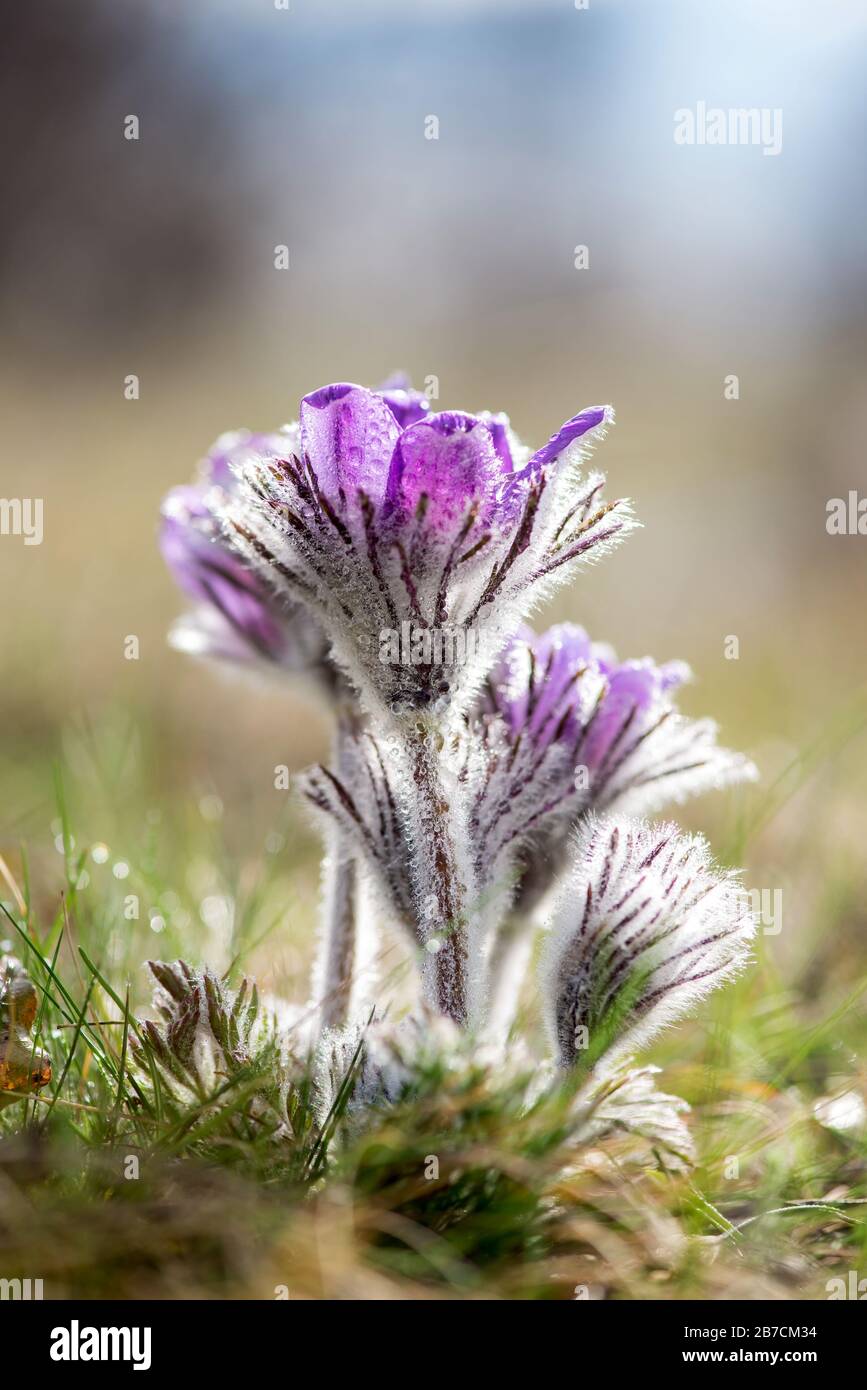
<box><xmin>398</xmin><ymin>720</ymin><xmax>475</xmax><ymax>1027</ymax></box>
<box><xmin>313</xmin><ymin>708</ymin><xmax>362</xmax><ymax>1031</ymax></box>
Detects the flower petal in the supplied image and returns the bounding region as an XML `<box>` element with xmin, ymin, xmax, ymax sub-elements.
<box><xmin>525</xmin><ymin>405</ymin><xmax>610</xmax><ymax>472</ymax></box>
<box><xmin>300</xmin><ymin>383</ymin><xmax>401</xmax><ymax>504</ymax></box>
<box><xmin>384</xmin><ymin>411</ymin><xmax>503</xmax><ymax>531</ymax></box>
<box><xmin>377</xmin><ymin>382</ymin><xmax>431</xmax><ymax>429</ymax></box>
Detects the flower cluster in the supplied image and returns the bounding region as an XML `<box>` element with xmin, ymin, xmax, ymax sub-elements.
<box><xmin>302</xmin><ymin>618</ymin><xmax>754</xmax><ymax>1024</ymax></box>
<box><xmin>159</xmin><ymin>375</ymin><xmax>757</xmax><ymax>1155</ymax></box>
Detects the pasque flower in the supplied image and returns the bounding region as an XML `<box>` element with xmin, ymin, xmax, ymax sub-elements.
<box><xmin>477</xmin><ymin>621</ymin><xmax>757</xmax><ymax>906</ymax></box>
<box><xmin>160</xmin><ymin>431</ymin><xmax>332</xmax><ymax>679</ymax></box>
<box><xmin>221</xmin><ymin>383</ymin><xmax>629</xmax><ymax>722</ymax></box>
<box><xmin>471</xmin><ymin>621</ymin><xmax>757</xmax><ymax>1031</ymax></box>
<box><xmin>541</xmin><ymin>815</ymin><xmax>755</xmax><ymax>1068</ymax></box>
<box><xmin>223</xmin><ymin>381</ymin><xmax>630</xmax><ymax>1024</ymax></box>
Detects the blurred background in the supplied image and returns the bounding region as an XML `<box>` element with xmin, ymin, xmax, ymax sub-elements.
<box><xmin>2</xmin><ymin>0</ymin><xmax>866</xmax><ymax>1007</ymax></box>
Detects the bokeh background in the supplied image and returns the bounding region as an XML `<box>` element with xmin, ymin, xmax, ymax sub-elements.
<box><xmin>2</xmin><ymin>0</ymin><xmax>866</xmax><ymax>1010</ymax></box>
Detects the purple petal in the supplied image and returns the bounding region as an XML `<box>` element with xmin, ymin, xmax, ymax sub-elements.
<box><xmin>160</xmin><ymin>486</ymin><xmax>220</xmax><ymax>603</ymax></box>
<box><xmin>160</xmin><ymin>486</ymin><xmax>287</xmax><ymax>661</ymax></box>
<box><xmin>171</xmin><ymin>600</ymin><xmax>327</xmax><ymax>672</ymax></box>
<box><xmin>377</xmin><ymin>381</ymin><xmax>431</xmax><ymax>430</ymax></box>
<box><xmin>300</xmin><ymin>383</ymin><xmax>401</xmax><ymax>503</ymax></box>
<box><xmin>498</xmin><ymin>406</ymin><xmax>610</xmax><ymax>519</ymax></box>
<box><xmin>484</xmin><ymin>412</ymin><xmax>519</xmax><ymax>474</ymax></box>
<box><xmin>526</xmin><ymin>406</ymin><xmax>609</xmax><ymax>472</ymax></box>
<box><xmin>485</xmin><ymin>625</ymin><xmax>692</xmax><ymax>769</ymax></box>
<box><xmin>384</xmin><ymin>411</ymin><xmax>503</xmax><ymax>530</ymax></box>
<box><xmin>196</xmin><ymin>429</ymin><xmax>294</xmax><ymax>492</ymax></box>
<box><xmin>488</xmin><ymin>623</ymin><xmax>596</xmax><ymax>745</ymax></box>
<box><xmin>583</xmin><ymin>660</ymin><xmax>674</xmax><ymax>769</ymax></box>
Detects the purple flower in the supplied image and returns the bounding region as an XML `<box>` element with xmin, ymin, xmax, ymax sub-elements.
<box><xmin>474</xmin><ymin>622</ymin><xmax>756</xmax><ymax>906</ymax></box>
<box><xmin>160</xmin><ymin>431</ymin><xmax>330</xmax><ymax>676</ymax></box>
<box><xmin>541</xmin><ymin>816</ymin><xmax>755</xmax><ymax>1067</ymax></box>
<box><xmin>222</xmin><ymin>382</ymin><xmax>629</xmax><ymax>720</ymax></box>
<box><xmin>303</xmin><ymin>617</ymin><xmax>755</xmax><ymax>1026</ymax></box>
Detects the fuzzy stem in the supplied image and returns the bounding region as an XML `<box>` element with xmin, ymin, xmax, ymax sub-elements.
<box><xmin>402</xmin><ymin>721</ymin><xmax>469</xmax><ymax>1026</ymax></box>
<box><xmin>317</xmin><ymin>842</ymin><xmax>357</xmax><ymax>1030</ymax></box>
<box><xmin>314</xmin><ymin>707</ymin><xmax>361</xmax><ymax>1031</ymax></box>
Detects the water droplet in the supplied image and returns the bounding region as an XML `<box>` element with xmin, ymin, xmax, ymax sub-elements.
<box><xmin>200</xmin><ymin>894</ymin><xmax>233</xmax><ymax>932</ymax></box>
